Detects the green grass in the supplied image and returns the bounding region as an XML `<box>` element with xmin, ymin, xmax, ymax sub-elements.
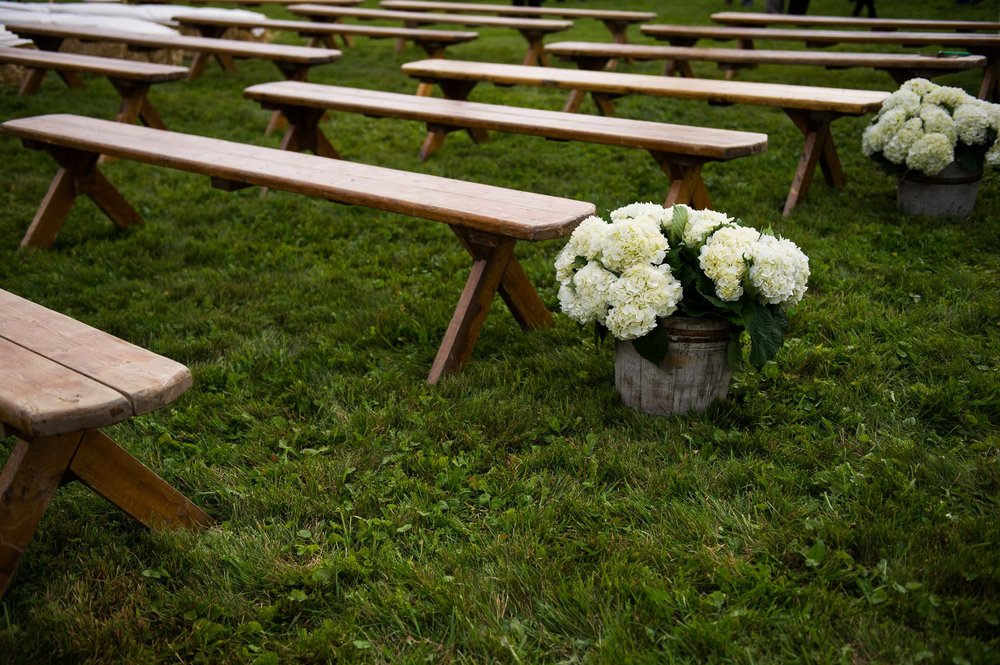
<box><xmin>1</xmin><ymin>0</ymin><xmax>998</xmax><ymax>662</ymax></box>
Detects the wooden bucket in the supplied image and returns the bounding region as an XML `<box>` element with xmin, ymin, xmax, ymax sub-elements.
<box><xmin>614</xmin><ymin>316</ymin><xmax>735</xmax><ymax>416</ymax></box>
<box><xmin>897</xmin><ymin>161</ymin><xmax>982</xmax><ymax>219</ymax></box>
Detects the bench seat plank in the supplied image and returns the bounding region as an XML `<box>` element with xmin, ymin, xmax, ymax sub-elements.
<box><xmin>245</xmin><ymin>80</ymin><xmax>767</xmax><ymax>159</ymax></box>
<box><xmin>3</xmin><ymin>21</ymin><xmax>341</xmax><ymax>80</ymax></box>
<box><xmin>401</xmin><ymin>58</ymin><xmax>889</xmax><ymax>113</ymax></box>
<box><xmin>2</xmin><ymin>113</ymin><xmax>587</xmax><ymax>241</ymax></box>
<box><xmin>288</xmin><ymin>3</ymin><xmax>571</xmax><ymax>65</ymax></box>
<box><xmin>173</xmin><ymin>14</ymin><xmax>478</xmax><ymax>53</ymax></box>
<box><xmin>710</xmin><ymin>12</ymin><xmax>1000</xmax><ymax>32</ymax></box>
<box><xmin>400</xmin><ymin>58</ymin><xmax>889</xmax><ymax>215</ymax></box>
<box><xmin>0</xmin><ymin>46</ymin><xmax>189</xmax><ymax>83</ymax></box>
<box><xmin>640</xmin><ymin>24</ymin><xmax>1000</xmax><ymax>99</ymax></box>
<box><xmin>244</xmin><ymin>80</ymin><xmax>766</xmax><ymax>207</ymax></box>
<box><xmin>0</xmin><ymin>289</ymin><xmax>210</xmax><ymax>600</ymax></box>
<box><xmin>0</xmin><ymin>338</ymin><xmax>131</xmax><ymax>439</ymax></box>
<box><xmin>379</xmin><ymin>0</ymin><xmax>654</xmax><ymax>44</ymax></box>
<box><xmin>546</xmin><ymin>40</ymin><xmax>987</xmax><ymax>85</ymax></box>
<box><xmin>0</xmin><ymin>290</ymin><xmax>193</xmax><ymax>434</ymax></box>
<box><xmin>1</xmin><ymin>114</ymin><xmax>595</xmax><ymax>383</ymax></box>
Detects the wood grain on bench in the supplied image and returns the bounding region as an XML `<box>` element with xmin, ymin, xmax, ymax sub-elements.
<box><xmin>288</xmin><ymin>4</ymin><xmax>571</xmax><ymax>65</ymax></box>
<box><xmin>710</xmin><ymin>12</ymin><xmax>1000</xmax><ymax>33</ymax></box>
<box><xmin>545</xmin><ymin>40</ymin><xmax>987</xmax><ymax>85</ymax></box>
<box><xmin>3</xmin><ymin>21</ymin><xmax>341</xmax><ymax>81</ymax></box>
<box><xmin>401</xmin><ymin>58</ymin><xmax>889</xmax><ymax>216</ymax></box>
<box><xmin>379</xmin><ymin>0</ymin><xmax>655</xmax><ymax>45</ymax></box>
<box><xmin>0</xmin><ymin>288</ymin><xmax>211</xmax><ymax>600</ymax></box>
<box><xmin>640</xmin><ymin>24</ymin><xmax>1000</xmax><ymax>100</ymax></box>
<box><xmin>244</xmin><ymin>80</ymin><xmax>766</xmax><ymax>209</ymax></box>
<box><xmin>1</xmin><ymin>114</ymin><xmax>595</xmax><ymax>383</ymax></box>
<box><xmin>174</xmin><ymin>13</ymin><xmax>477</xmax><ymax>57</ymax></box>
<box><xmin>0</xmin><ymin>46</ymin><xmax>188</xmax><ymax>128</ymax></box>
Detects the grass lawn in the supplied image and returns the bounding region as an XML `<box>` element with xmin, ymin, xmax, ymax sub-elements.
<box><xmin>0</xmin><ymin>0</ymin><xmax>998</xmax><ymax>662</ymax></box>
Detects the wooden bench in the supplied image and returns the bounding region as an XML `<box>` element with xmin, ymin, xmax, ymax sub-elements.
<box><xmin>0</xmin><ymin>46</ymin><xmax>188</xmax><ymax>129</ymax></box>
<box><xmin>0</xmin><ymin>114</ymin><xmax>595</xmax><ymax>384</ymax></box>
<box><xmin>174</xmin><ymin>13</ymin><xmax>477</xmax><ymax>66</ymax></box>
<box><xmin>0</xmin><ymin>288</ymin><xmax>212</xmax><ymax>601</ymax></box>
<box><xmin>545</xmin><ymin>40</ymin><xmax>988</xmax><ymax>85</ymax></box>
<box><xmin>640</xmin><ymin>24</ymin><xmax>1000</xmax><ymax>100</ymax></box>
<box><xmin>287</xmin><ymin>4</ymin><xmax>572</xmax><ymax>66</ymax></box>
<box><xmin>379</xmin><ymin>1</ymin><xmax>655</xmax><ymax>45</ymax></box>
<box><xmin>2</xmin><ymin>21</ymin><xmax>341</xmax><ymax>81</ymax></box>
<box><xmin>711</xmin><ymin>12</ymin><xmax>1000</xmax><ymax>33</ymax></box>
<box><xmin>401</xmin><ymin>58</ymin><xmax>889</xmax><ymax>216</ymax></box>
<box><xmin>244</xmin><ymin>80</ymin><xmax>767</xmax><ymax>210</ymax></box>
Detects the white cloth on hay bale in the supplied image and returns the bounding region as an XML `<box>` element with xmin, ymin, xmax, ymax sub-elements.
<box><xmin>0</xmin><ymin>3</ymin><xmax>267</xmax><ymax>36</ymax></box>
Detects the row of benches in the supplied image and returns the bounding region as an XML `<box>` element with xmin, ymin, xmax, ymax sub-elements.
<box><xmin>2</xmin><ymin>7</ymin><xmax>991</xmax><ymax>602</ymax></box>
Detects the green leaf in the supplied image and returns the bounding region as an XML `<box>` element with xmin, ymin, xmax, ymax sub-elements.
<box><xmin>632</xmin><ymin>322</ymin><xmax>670</xmax><ymax>365</ymax></box>
<box><xmin>746</xmin><ymin>304</ymin><xmax>788</xmax><ymax>369</ymax></box>
<box><xmin>727</xmin><ymin>332</ymin><xmax>744</xmax><ymax>373</ymax></box>
<box><xmin>669</xmin><ymin>204</ymin><xmax>689</xmax><ymax>246</ymax></box>
<box><xmin>287</xmin><ymin>589</ymin><xmax>308</xmax><ymax>602</ymax></box>
<box><xmin>353</xmin><ymin>640</ymin><xmax>372</xmax><ymax>650</ymax></box>
<box><xmin>801</xmin><ymin>539</ymin><xmax>827</xmax><ymax>567</ymax></box>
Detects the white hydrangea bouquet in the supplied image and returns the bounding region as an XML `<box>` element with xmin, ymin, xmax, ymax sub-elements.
<box><xmin>862</xmin><ymin>78</ymin><xmax>1000</xmax><ymax>177</ymax></box>
<box><xmin>555</xmin><ymin>203</ymin><xmax>809</xmax><ymax>369</ymax></box>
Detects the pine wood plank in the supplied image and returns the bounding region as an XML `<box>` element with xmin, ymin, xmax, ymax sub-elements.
<box><xmin>0</xmin><ymin>46</ymin><xmax>189</xmax><ymax>82</ymax></box>
<box><xmin>1</xmin><ymin>114</ymin><xmax>594</xmax><ymax>241</ymax></box>
<box><xmin>0</xmin><ymin>338</ymin><xmax>130</xmax><ymax>438</ymax></box>
<box><xmin>545</xmin><ymin>41</ymin><xmax>988</xmax><ymax>75</ymax></box>
<box><xmin>710</xmin><ymin>12</ymin><xmax>1000</xmax><ymax>32</ymax></box>
<box><xmin>400</xmin><ymin>58</ymin><xmax>889</xmax><ymax>113</ymax></box>
<box><xmin>245</xmin><ymin>81</ymin><xmax>767</xmax><ymax>159</ymax></box>
<box><xmin>0</xmin><ymin>290</ymin><xmax>192</xmax><ymax>422</ymax></box>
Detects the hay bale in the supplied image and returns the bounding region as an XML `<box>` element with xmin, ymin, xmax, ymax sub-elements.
<box><xmin>63</xmin><ymin>38</ymin><xmax>184</xmax><ymax>65</ymax></box>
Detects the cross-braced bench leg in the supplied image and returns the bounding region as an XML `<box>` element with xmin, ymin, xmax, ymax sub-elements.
<box><xmin>0</xmin><ymin>428</ymin><xmax>211</xmax><ymax>601</ymax></box>
<box><xmin>109</xmin><ymin>79</ymin><xmax>166</xmax><ymax>129</ymax></box>
<box><xmin>276</xmin><ymin>107</ymin><xmax>340</xmax><ymax>159</ymax></box>
<box><xmin>782</xmin><ymin>109</ymin><xmax>845</xmax><ymax>216</ymax></box>
<box><xmin>649</xmin><ymin>152</ymin><xmax>712</xmax><ymax>209</ymax></box>
<box><xmin>428</xmin><ymin>228</ymin><xmax>553</xmax><ymax>384</ymax></box>
<box><xmin>519</xmin><ymin>30</ymin><xmax>548</xmax><ymax>67</ymax></box>
<box><xmin>0</xmin><ymin>432</ymin><xmax>82</xmax><ymax>601</ymax></box>
<box><xmin>20</xmin><ymin>146</ymin><xmax>141</xmax><ymax>248</ymax></box>
<box><xmin>420</xmin><ymin>122</ymin><xmax>491</xmax><ymax>161</ymax></box>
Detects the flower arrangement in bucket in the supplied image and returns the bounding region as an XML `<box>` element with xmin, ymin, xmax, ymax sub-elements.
<box><xmin>555</xmin><ymin>203</ymin><xmax>809</xmax><ymax>416</ymax></box>
<box><xmin>862</xmin><ymin>78</ymin><xmax>1000</xmax><ymax>217</ymax></box>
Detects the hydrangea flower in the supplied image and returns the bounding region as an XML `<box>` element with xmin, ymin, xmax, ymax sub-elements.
<box><xmin>862</xmin><ymin>79</ymin><xmax>999</xmax><ymax>176</ymax></box>
<box><xmin>683</xmin><ymin>208</ymin><xmax>733</xmax><ymax>246</ymax></box>
<box><xmin>749</xmin><ymin>235</ymin><xmax>810</xmax><ymax>306</ymax></box>
<box><xmin>558</xmin><ymin>261</ymin><xmax>615</xmax><ymax>325</ymax></box>
<box><xmin>600</xmin><ymin>217</ymin><xmax>669</xmax><ymax>273</ymax></box>
<box><xmin>699</xmin><ymin>225</ymin><xmax>761</xmax><ymax>302</ymax></box>
<box><xmin>554</xmin><ymin>215</ymin><xmax>608</xmax><ymax>283</ymax></box>
<box><xmin>954</xmin><ymin>101</ymin><xmax>992</xmax><ymax>146</ymax></box>
<box><xmin>906</xmin><ymin>132</ymin><xmax>954</xmax><ymax>175</ymax></box>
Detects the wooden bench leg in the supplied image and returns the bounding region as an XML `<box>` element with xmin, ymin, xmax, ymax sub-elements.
<box><xmin>0</xmin><ymin>428</ymin><xmax>210</xmax><ymax>600</ymax></box>
<box><xmin>188</xmin><ymin>53</ymin><xmax>210</xmax><ymax>80</ymax></box>
<box><xmin>20</xmin><ymin>146</ymin><xmax>142</xmax><ymax>249</ymax></box>
<box><xmin>519</xmin><ymin>30</ymin><xmax>547</xmax><ymax>67</ymax></box>
<box><xmin>978</xmin><ymin>57</ymin><xmax>997</xmax><ymax>101</ymax></box>
<box><xmin>428</xmin><ymin>233</ymin><xmax>515</xmax><ymax>384</ymax></box>
<box><xmin>69</xmin><ymin>429</ymin><xmax>212</xmax><ymax>531</ymax></box>
<box><xmin>17</xmin><ymin>68</ymin><xmax>48</xmax><ymax>96</ymax></box>
<box><xmin>277</xmin><ymin>107</ymin><xmax>340</xmax><ymax>159</ymax></box>
<box><xmin>0</xmin><ymin>432</ymin><xmax>84</xmax><ymax>601</ymax></box>
<box><xmin>428</xmin><ymin>229</ymin><xmax>553</xmax><ymax>384</ymax></box>
<box><xmin>55</xmin><ymin>70</ymin><xmax>86</xmax><ymax>90</ymax></box>
<box><xmin>782</xmin><ymin>109</ymin><xmax>842</xmax><ymax>216</ymax></box>
<box><xmin>109</xmin><ymin>80</ymin><xmax>165</xmax><ymax>129</ymax></box>
<box><xmin>649</xmin><ymin>152</ymin><xmax>712</xmax><ymax>209</ymax></box>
